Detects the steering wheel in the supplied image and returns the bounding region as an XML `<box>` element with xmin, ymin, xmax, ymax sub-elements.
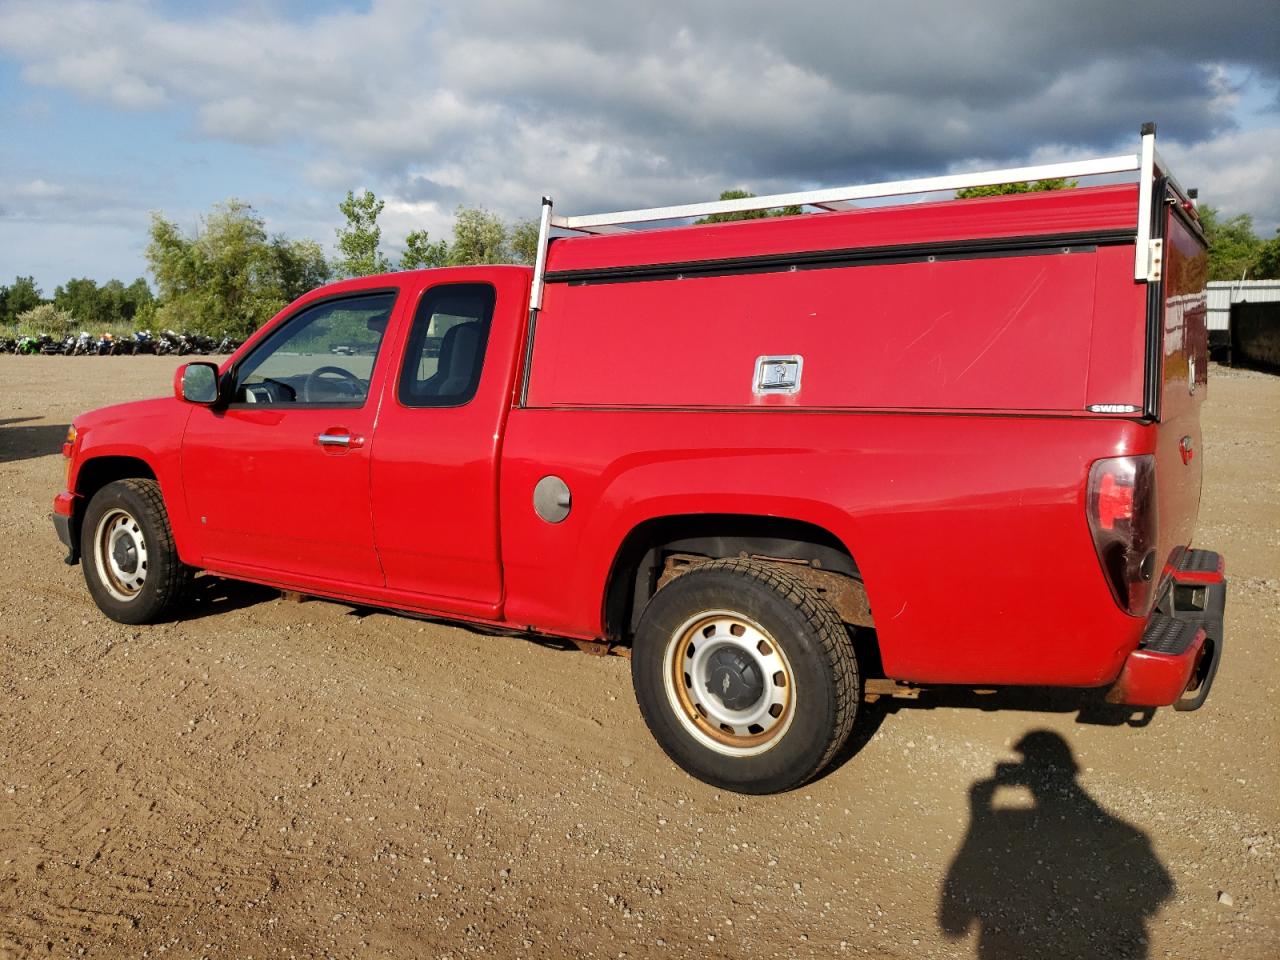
<box><xmin>302</xmin><ymin>365</ymin><xmax>364</xmax><ymax>403</ymax></box>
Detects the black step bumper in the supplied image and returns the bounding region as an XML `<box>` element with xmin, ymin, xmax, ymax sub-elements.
<box><xmin>1106</xmin><ymin>549</ymin><xmax>1226</xmax><ymax>711</ymax></box>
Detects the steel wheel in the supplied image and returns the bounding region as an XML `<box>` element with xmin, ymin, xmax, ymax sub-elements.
<box><xmin>632</xmin><ymin>558</ymin><xmax>859</xmax><ymax>793</ymax></box>
<box><xmin>93</xmin><ymin>508</ymin><xmax>149</xmax><ymax>602</ymax></box>
<box><xmin>663</xmin><ymin>610</ymin><xmax>796</xmax><ymax>756</ymax></box>
<box><xmin>81</xmin><ymin>479</ymin><xmax>191</xmax><ymax>624</ymax></box>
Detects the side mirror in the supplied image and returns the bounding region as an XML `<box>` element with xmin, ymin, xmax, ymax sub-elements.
<box><xmin>176</xmin><ymin>362</ymin><xmax>219</xmax><ymax>405</ymax></box>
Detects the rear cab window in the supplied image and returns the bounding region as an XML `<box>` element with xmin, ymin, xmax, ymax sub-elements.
<box><xmin>398</xmin><ymin>283</ymin><xmax>496</xmax><ymax>408</ymax></box>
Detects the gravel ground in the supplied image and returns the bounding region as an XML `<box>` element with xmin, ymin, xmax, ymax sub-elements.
<box><xmin>1</xmin><ymin>356</ymin><xmax>1277</xmax><ymax>959</ymax></box>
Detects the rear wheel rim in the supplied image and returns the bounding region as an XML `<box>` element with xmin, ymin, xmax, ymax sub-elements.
<box><xmin>93</xmin><ymin>508</ymin><xmax>149</xmax><ymax>602</ymax></box>
<box><xmin>663</xmin><ymin>610</ymin><xmax>796</xmax><ymax>757</ymax></box>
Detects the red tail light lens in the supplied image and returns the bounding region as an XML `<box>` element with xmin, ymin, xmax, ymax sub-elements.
<box><xmin>1086</xmin><ymin>455</ymin><xmax>1158</xmax><ymax>616</ymax></box>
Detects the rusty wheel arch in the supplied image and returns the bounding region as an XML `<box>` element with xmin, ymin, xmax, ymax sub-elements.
<box><xmin>601</xmin><ymin>514</ymin><xmax>874</xmax><ymax>647</ymax></box>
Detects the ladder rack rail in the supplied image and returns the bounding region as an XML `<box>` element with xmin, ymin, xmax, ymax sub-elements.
<box><xmin>550</xmin><ymin>153</ymin><xmax>1139</xmax><ymax>233</ymax></box>
<box><xmin>529</xmin><ymin>124</ymin><xmax>1183</xmax><ymax>310</ymax></box>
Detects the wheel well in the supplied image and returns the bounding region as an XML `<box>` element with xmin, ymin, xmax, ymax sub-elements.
<box><xmin>603</xmin><ymin>514</ymin><xmax>874</xmax><ymax>644</ymax></box>
<box><xmin>74</xmin><ymin>456</ymin><xmax>157</xmax><ymax>525</ymax></box>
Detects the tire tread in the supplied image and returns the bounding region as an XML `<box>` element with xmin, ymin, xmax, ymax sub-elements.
<box><xmin>84</xmin><ymin>478</ymin><xmax>192</xmax><ymax>623</ymax></box>
<box><xmin>692</xmin><ymin>558</ymin><xmax>859</xmax><ymax>779</ymax></box>
<box><xmin>633</xmin><ymin>556</ymin><xmax>860</xmax><ymax>792</ymax></box>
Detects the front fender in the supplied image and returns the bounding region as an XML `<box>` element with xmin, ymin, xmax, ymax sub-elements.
<box><xmin>70</xmin><ymin>398</ymin><xmax>196</xmax><ymax>564</ymax></box>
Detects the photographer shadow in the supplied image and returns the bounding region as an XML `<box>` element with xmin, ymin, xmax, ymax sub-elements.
<box><xmin>938</xmin><ymin>730</ymin><xmax>1173</xmax><ymax>959</ymax></box>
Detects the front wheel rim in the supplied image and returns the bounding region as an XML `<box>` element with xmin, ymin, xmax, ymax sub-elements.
<box><xmin>93</xmin><ymin>508</ymin><xmax>149</xmax><ymax>602</ymax></box>
<box><xmin>662</xmin><ymin>610</ymin><xmax>796</xmax><ymax>757</ymax></box>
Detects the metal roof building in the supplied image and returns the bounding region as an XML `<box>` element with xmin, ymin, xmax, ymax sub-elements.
<box><xmin>1207</xmin><ymin>279</ymin><xmax>1280</xmax><ymax>332</ymax></box>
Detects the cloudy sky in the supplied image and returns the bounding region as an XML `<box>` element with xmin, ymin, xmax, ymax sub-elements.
<box><xmin>1</xmin><ymin>0</ymin><xmax>1277</xmax><ymax>292</ymax></box>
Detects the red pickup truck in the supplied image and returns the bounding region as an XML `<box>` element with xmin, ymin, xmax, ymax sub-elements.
<box><xmin>53</xmin><ymin>125</ymin><xmax>1225</xmax><ymax>794</ymax></box>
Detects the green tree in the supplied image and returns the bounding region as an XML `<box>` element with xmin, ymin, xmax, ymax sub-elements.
<box><xmin>1254</xmin><ymin>230</ymin><xmax>1280</xmax><ymax>280</ymax></box>
<box><xmin>198</xmin><ymin>200</ymin><xmax>276</xmax><ymax>331</ymax></box>
<box><xmin>694</xmin><ymin>189</ymin><xmax>803</xmax><ymax>224</ymax></box>
<box><xmin>53</xmin><ymin>277</ymin><xmax>103</xmax><ymax>326</ymax></box>
<box><xmin>509</xmin><ymin>219</ymin><xmax>540</xmax><ymax>266</ymax></box>
<box><xmin>400</xmin><ymin>229</ymin><xmax>449</xmax><ymax>270</ymax></box>
<box><xmin>336</xmin><ymin>189</ymin><xmax>390</xmax><ymax>277</ymax></box>
<box><xmin>98</xmin><ymin>279</ymin><xmax>127</xmax><ymax>325</ymax></box>
<box><xmin>50</xmin><ymin>276</ymin><xmax>152</xmax><ymax>328</ymax></box>
<box><xmin>121</xmin><ymin>278</ymin><xmax>156</xmax><ymax>322</ymax></box>
<box><xmin>16</xmin><ymin>302</ymin><xmax>74</xmax><ymax>336</ymax></box>
<box><xmin>3</xmin><ymin>275</ymin><xmax>43</xmax><ymax>323</ymax></box>
<box><xmin>447</xmin><ymin>206</ymin><xmax>510</xmax><ymax>265</ymax></box>
<box><xmin>269</xmin><ymin>236</ymin><xmax>331</xmax><ymax>302</ymax></box>
<box><xmin>147</xmin><ymin>199</ymin><xmax>310</xmax><ymax>337</ymax></box>
<box><xmin>1197</xmin><ymin>205</ymin><xmax>1265</xmax><ymax>281</ymax></box>
<box><xmin>955</xmin><ymin>177</ymin><xmax>1075</xmax><ymax>199</ymax></box>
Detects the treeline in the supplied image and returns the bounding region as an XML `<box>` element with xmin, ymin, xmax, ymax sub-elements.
<box><xmin>0</xmin><ymin>190</ymin><xmax>542</xmax><ymax>340</ymax></box>
<box><xmin>955</xmin><ymin>178</ymin><xmax>1279</xmax><ymax>281</ymax></box>
<box><xmin>1199</xmin><ymin>207</ymin><xmax>1280</xmax><ymax>282</ymax></box>
<box><xmin>147</xmin><ymin>191</ymin><xmax>542</xmax><ymax>338</ymax></box>
<box><xmin>0</xmin><ymin>274</ymin><xmax>155</xmax><ymax>337</ymax></box>
<box><xmin>4</xmin><ymin>184</ymin><xmax>1277</xmax><ymax>341</ymax></box>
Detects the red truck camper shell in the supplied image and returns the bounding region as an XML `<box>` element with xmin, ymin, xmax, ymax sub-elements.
<box><xmin>529</xmin><ymin>184</ymin><xmax>1147</xmax><ymax>413</ymax></box>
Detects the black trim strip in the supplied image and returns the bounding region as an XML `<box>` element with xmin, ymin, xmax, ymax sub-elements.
<box><xmin>517</xmin><ymin>403</ymin><xmax>1147</xmax><ymax>422</ymax></box>
<box><xmin>544</xmin><ymin>229</ymin><xmax>1136</xmax><ymax>286</ymax></box>
<box><xmin>518</xmin><ymin>307</ymin><xmax>537</xmax><ymax>407</ymax></box>
<box><xmin>1142</xmin><ymin>179</ymin><xmax>1169</xmax><ymax>420</ymax></box>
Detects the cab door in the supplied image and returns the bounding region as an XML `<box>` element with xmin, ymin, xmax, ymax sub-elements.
<box><xmin>368</xmin><ymin>269</ymin><xmax>528</xmax><ymax>616</ymax></box>
<box><xmin>181</xmin><ymin>288</ymin><xmax>402</xmax><ymax>588</ymax></box>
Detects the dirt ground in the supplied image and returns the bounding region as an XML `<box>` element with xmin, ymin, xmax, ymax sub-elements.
<box><xmin>1</xmin><ymin>355</ymin><xmax>1277</xmax><ymax>960</ymax></box>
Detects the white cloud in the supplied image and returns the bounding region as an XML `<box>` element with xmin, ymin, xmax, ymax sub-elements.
<box><xmin>13</xmin><ymin>179</ymin><xmax>67</xmax><ymax>199</ymax></box>
<box><xmin>1162</xmin><ymin>127</ymin><xmax>1280</xmax><ymax>232</ymax></box>
<box><xmin>379</xmin><ymin>198</ymin><xmax>454</xmax><ymax>263</ymax></box>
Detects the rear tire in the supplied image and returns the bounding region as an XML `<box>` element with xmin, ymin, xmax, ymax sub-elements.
<box><xmin>631</xmin><ymin>558</ymin><xmax>859</xmax><ymax>794</ymax></box>
<box><xmin>82</xmin><ymin>479</ymin><xmax>192</xmax><ymax>624</ymax></box>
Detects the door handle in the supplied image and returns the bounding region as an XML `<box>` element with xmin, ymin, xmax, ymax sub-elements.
<box><xmin>315</xmin><ymin>432</ymin><xmax>364</xmax><ymax>449</ymax></box>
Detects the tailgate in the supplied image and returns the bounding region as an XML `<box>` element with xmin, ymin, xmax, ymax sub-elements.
<box><xmin>1152</xmin><ymin>205</ymin><xmax>1209</xmax><ymax>579</ymax></box>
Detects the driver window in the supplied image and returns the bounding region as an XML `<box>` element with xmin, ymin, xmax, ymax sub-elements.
<box><xmin>233</xmin><ymin>292</ymin><xmax>395</xmax><ymax>406</ymax></box>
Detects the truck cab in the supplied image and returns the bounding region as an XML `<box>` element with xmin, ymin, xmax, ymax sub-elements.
<box><xmin>53</xmin><ymin>124</ymin><xmax>1225</xmax><ymax>794</ymax></box>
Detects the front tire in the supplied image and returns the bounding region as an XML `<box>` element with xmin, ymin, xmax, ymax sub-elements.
<box><xmin>631</xmin><ymin>558</ymin><xmax>859</xmax><ymax>794</ymax></box>
<box><xmin>82</xmin><ymin>479</ymin><xmax>192</xmax><ymax>624</ymax></box>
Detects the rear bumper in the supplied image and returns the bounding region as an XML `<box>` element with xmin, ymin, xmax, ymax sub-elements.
<box><xmin>1106</xmin><ymin>549</ymin><xmax>1226</xmax><ymax>710</ymax></box>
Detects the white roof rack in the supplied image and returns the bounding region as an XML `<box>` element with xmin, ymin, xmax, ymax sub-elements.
<box><xmin>550</xmin><ymin>154</ymin><xmax>1139</xmax><ymax>233</ymax></box>
<box><xmin>528</xmin><ymin>124</ymin><xmax>1180</xmax><ymax>310</ymax></box>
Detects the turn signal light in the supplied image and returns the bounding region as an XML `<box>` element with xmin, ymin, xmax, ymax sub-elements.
<box><xmin>1086</xmin><ymin>455</ymin><xmax>1158</xmax><ymax>616</ymax></box>
<box><xmin>63</xmin><ymin>425</ymin><xmax>77</xmax><ymax>485</ymax></box>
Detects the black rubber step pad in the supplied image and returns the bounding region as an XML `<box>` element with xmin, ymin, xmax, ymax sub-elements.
<box><xmin>1141</xmin><ymin>614</ymin><xmax>1200</xmax><ymax>657</ymax></box>
<box><xmin>1176</xmin><ymin>548</ymin><xmax>1222</xmax><ymax>575</ymax></box>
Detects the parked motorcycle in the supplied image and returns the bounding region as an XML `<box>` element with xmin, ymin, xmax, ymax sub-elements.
<box><xmin>41</xmin><ymin>334</ymin><xmax>68</xmax><ymax>355</ymax></box>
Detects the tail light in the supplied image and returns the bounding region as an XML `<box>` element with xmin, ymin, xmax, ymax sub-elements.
<box><xmin>1086</xmin><ymin>455</ymin><xmax>1158</xmax><ymax>616</ymax></box>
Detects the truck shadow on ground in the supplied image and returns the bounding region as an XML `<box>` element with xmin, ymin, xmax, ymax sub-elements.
<box><xmin>934</xmin><ymin>730</ymin><xmax>1174</xmax><ymax>960</ymax></box>
<box><xmin>182</xmin><ymin>575</ymin><xmax>279</xmax><ymax>621</ymax></box>
<box><xmin>831</xmin><ymin>683</ymin><xmax>1156</xmax><ymax>789</ymax></box>
<box><xmin>0</xmin><ymin>418</ymin><xmax>71</xmax><ymax>464</ymax></box>
<box><xmin>860</xmin><ymin>682</ymin><xmax>1156</xmax><ymax>730</ymax></box>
